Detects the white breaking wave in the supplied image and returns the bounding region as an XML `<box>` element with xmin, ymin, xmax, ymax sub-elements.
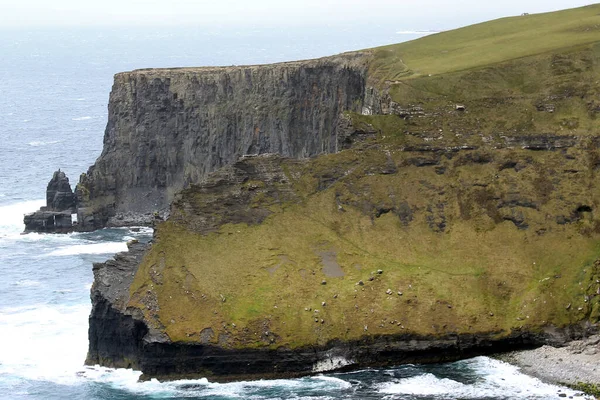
<box><xmin>72</xmin><ymin>116</ymin><xmax>92</xmax><ymax>121</ymax></box>
<box><xmin>28</xmin><ymin>140</ymin><xmax>61</xmax><ymax>147</ymax></box>
<box><xmin>128</xmin><ymin>226</ymin><xmax>154</xmax><ymax>236</ymax></box>
<box><xmin>47</xmin><ymin>242</ymin><xmax>128</xmax><ymax>256</ymax></box>
<box><xmin>79</xmin><ymin>368</ymin><xmax>349</xmax><ymax>398</ymax></box>
<box><xmin>13</xmin><ymin>279</ymin><xmax>42</xmax><ymax>287</ymax></box>
<box><xmin>0</xmin><ymin>303</ymin><xmax>90</xmax><ymax>385</ymax></box>
<box><xmin>377</xmin><ymin>356</ymin><xmax>590</xmax><ymax>399</ymax></box>
<box><xmin>0</xmin><ymin>200</ymin><xmax>45</xmax><ymax>237</ymax></box>
<box><xmin>312</xmin><ymin>356</ymin><xmax>354</xmax><ymax>373</ymax></box>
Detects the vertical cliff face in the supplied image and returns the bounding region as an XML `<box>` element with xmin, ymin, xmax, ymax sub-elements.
<box><xmin>76</xmin><ymin>54</ymin><xmax>369</xmax><ymax>229</ymax></box>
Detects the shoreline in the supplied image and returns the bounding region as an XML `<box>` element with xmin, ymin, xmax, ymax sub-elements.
<box><xmin>497</xmin><ymin>335</ymin><xmax>600</xmax><ymax>398</ymax></box>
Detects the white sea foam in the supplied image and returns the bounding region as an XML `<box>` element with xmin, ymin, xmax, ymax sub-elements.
<box><xmin>0</xmin><ymin>200</ymin><xmax>44</xmax><ymax>237</ymax></box>
<box><xmin>28</xmin><ymin>140</ymin><xmax>61</xmax><ymax>146</ymax></box>
<box><xmin>312</xmin><ymin>356</ymin><xmax>355</xmax><ymax>373</ymax></box>
<box><xmin>47</xmin><ymin>242</ymin><xmax>128</xmax><ymax>256</ymax></box>
<box><xmin>77</xmin><ymin>366</ymin><xmax>350</xmax><ymax>398</ymax></box>
<box><xmin>0</xmin><ymin>303</ymin><xmax>90</xmax><ymax>385</ymax></box>
<box><xmin>72</xmin><ymin>116</ymin><xmax>92</xmax><ymax>121</ymax></box>
<box><xmin>128</xmin><ymin>226</ymin><xmax>154</xmax><ymax>236</ymax></box>
<box><xmin>13</xmin><ymin>279</ymin><xmax>42</xmax><ymax>287</ymax></box>
<box><xmin>377</xmin><ymin>356</ymin><xmax>591</xmax><ymax>399</ymax></box>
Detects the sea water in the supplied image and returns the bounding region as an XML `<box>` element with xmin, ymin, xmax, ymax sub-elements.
<box><xmin>0</xmin><ymin>25</ymin><xmax>591</xmax><ymax>399</ymax></box>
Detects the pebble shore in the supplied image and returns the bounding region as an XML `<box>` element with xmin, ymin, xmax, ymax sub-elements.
<box><xmin>498</xmin><ymin>335</ymin><xmax>600</xmax><ymax>397</ymax></box>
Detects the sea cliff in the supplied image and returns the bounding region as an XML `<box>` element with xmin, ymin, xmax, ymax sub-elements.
<box><xmin>84</xmin><ymin>4</ymin><xmax>600</xmax><ymax>382</ymax></box>
<box><xmin>75</xmin><ymin>54</ymin><xmax>369</xmax><ymax>230</ymax></box>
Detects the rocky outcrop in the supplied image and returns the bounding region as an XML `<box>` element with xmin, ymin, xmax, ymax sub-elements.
<box><xmin>46</xmin><ymin>170</ymin><xmax>76</xmax><ymax>211</ymax></box>
<box><xmin>24</xmin><ymin>170</ymin><xmax>76</xmax><ymax>233</ymax></box>
<box><xmin>75</xmin><ymin>53</ymin><xmax>370</xmax><ymax>230</ymax></box>
<box><xmin>86</xmin><ymin>240</ymin><xmax>158</xmax><ymax>369</ymax></box>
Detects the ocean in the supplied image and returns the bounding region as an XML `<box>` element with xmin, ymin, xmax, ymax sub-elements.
<box><xmin>0</xmin><ymin>24</ymin><xmax>591</xmax><ymax>399</ymax></box>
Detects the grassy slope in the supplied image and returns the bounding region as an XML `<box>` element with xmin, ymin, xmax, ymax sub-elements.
<box><xmin>126</xmin><ymin>5</ymin><xmax>600</xmax><ymax>350</ymax></box>
<box><xmin>364</xmin><ymin>4</ymin><xmax>600</xmax><ymax>138</ymax></box>
<box><xmin>370</xmin><ymin>4</ymin><xmax>600</xmax><ymax>81</ymax></box>
<box><xmin>129</xmin><ymin>148</ymin><xmax>600</xmax><ymax>348</ymax></box>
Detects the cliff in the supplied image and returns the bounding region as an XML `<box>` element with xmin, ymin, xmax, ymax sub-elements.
<box><xmin>85</xmin><ymin>4</ymin><xmax>600</xmax><ymax>381</ymax></box>
<box><xmin>75</xmin><ymin>54</ymin><xmax>369</xmax><ymax>230</ymax></box>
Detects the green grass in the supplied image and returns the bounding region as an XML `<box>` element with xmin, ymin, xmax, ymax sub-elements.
<box><xmin>360</xmin><ymin>4</ymin><xmax>600</xmax><ymax>139</ymax></box>
<box><xmin>369</xmin><ymin>4</ymin><xmax>600</xmax><ymax>82</ymax></box>
<box><xmin>129</xmin><ymin>147</ymin><xmax>600</xmax><ymax>348</ymax></box>
<box><xmin>569</xmin><ymin>382</ymin><xmax>600</xmax><ymax>398</ymax></box>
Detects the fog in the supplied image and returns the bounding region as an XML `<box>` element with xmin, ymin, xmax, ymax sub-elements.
<box><xmin>0</xmin><ymin>0</ymin><xmax>595</xmax><ymax>29</ymax></box>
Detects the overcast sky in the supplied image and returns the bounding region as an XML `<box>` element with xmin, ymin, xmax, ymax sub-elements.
<box><xmin>0</xmin><ymin>1</ymin><xmax>595</xmax><ymax>29</ymax></box>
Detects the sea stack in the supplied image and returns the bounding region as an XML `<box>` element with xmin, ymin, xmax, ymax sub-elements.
<box><xmin>24</xmin><ymin>170</ymin><xmax>76</xmax><ymax>233</ymax></box>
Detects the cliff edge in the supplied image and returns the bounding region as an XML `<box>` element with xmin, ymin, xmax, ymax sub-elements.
<box><xmin>85</xmin><ymin>4</ymin><xmax>600</xmax><ymax>381</ymax></box>
<box><xmin>75</xmin><ymin>53</ymin><xmax>369</xmax><ymax>230</ymax></box>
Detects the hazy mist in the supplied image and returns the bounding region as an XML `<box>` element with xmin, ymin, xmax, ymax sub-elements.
<box><xmin>0</xmin><ymin>0</ymin><xmax>595</xmax><ymax>29</ymax></box>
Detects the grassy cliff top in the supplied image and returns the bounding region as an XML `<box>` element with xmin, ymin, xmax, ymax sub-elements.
<box><xmin>361</xmin><ymin>4</ymin><xmax>600</xmax><ymax>139</ymax></box>
<box><xmin>370</xmin><ymin>4</ymin><xmax>600</xmax><ymax>82</ymax></box>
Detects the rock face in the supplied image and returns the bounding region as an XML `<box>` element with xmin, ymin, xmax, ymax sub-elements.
<box><xmin>24</xmin><ymin>170</ymin><xmax>76</xmax><ymax>233</ymax></box>
<box><xmin>46</xmin><ymin>170</ymin><xmax>76</xmax><ymax>211</ymax></box>
<box><xmin>75</xmin><ymin>53</ymin><xmax>369</xmax><ymax>231</ymax></box>
<box><xmin>83</xmin><ymin>7</ymin><xmax>600</xmax><ymax>381</ymax></box>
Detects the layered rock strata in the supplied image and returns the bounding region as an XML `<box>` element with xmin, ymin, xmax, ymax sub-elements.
<box><xmin>75</xmin><ymin>54</ymin><xmax>369</xmax><ymax>230</ymax></box>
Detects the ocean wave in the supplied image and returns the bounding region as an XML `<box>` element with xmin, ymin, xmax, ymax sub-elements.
<box><xmin>47</xmin><ymin>242</ymin><xmax>128</xmax><ymax>256</ymax></box>
<box><xmin>128</xmin><ymin>226</ymin><xmax>154</xmax><ymax>236</ymax></box>
<box><xmin>79</xmin><ymin>368</ymin><xmax>346</xmax><ymax>398</ymax></box>
<box><xmin>28</xmin><ymin>140</ymin><xmax>61</xmax><ymax>147</ymax></box>
<box><xmin>0</xmin><ymin>303</ymin><xmax>90</xmax><ymax>385</ymax></box>
<box><xmin>0</xmin><ymin>200</ymin><xmax>45</xmax><ymax>237</ymax></box>
<box><xmin>377</xmin><ymin>356</ymin><xmax>589</xmax><ymax>399</ymax></box>
<box><xmin>72</xmin><ymin>116</ymin><xmax>93</xmax><ymax>121</ymax></box>
<box><xmin>13</xmin><ymin>280</ymin><xmax>42</xmax><ymax>287</ymax></box>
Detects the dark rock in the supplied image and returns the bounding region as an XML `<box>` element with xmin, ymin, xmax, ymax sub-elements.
<box><xmin>501</xmin><ymin>135</ymin><xmax>578</xmax><ymax>151</ymax></box>
<box><xmin>46</xmin><ymin>170</ymin><xmax>76</xmax><ymax>212</ymax></box>
<box><xmin>23</xmin><ymin>211</ymin><xmax>73</xmax><ymax>233</ymax></box>
<box><xmin>23</xmin><ymin>170</ymin><xmax>76</xmax><ymax>233</ymax></box>
<box><xmin>336</xmin><ymin>113</ymin><xmax>377</xmax><ymax>150</ymax></box>
<box><xmin>76</xmin><ymin>54</ymin><xmax>369</xmax><ymax>230</ymax></box>
<box><xmin>406</xmin><ymin>156</ymin><xmax>440</xmax><ymax>167</ymax></box>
